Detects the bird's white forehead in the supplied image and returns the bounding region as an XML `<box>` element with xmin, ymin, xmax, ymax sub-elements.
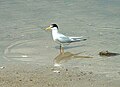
<box><xmin>49</xmin><ymin>24</ymin><xmax>58</xmax><ymax>30</ymax></box>
<box><xmin>50</xmin><ymin>25</ymin><xmax>53</xmax><ymax>27</ymax></box>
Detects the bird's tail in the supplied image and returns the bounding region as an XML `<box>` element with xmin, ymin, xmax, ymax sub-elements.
<box><xmin>69</xmin><ymin>36</ymin><xmax>87</xmax><ymax>42</ymax></box>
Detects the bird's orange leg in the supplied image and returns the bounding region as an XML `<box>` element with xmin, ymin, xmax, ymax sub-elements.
<box><xmin>60</xmin><ymin>44</ymin><xmax>64</xmax><ymax>54</ymax></box>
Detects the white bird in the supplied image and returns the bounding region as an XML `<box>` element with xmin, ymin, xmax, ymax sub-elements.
<box><xmin>45</xmin><ymin>24</ymin><xmax>86</xmax><ymax>54</ymax></box>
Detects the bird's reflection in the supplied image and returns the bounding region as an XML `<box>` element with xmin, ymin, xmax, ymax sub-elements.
<box><xmin>54</xmin><ymin>51</ymin><xmax>92</xmax><ymax>66</ymax></box>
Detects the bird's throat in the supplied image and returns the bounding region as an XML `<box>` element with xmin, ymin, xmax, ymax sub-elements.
<box><xmin>52</xmin><ymin>29</ymin><xmax>59</xmax><ymax>41</ymax></box>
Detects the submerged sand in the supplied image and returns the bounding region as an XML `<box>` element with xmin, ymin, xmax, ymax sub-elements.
<box><xmin>0</xmin><ymin>0</ymin><xmax>120</xmax><ymax>87</ymax></box>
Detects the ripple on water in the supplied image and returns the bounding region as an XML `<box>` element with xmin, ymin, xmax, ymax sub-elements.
<box><xmin>3</xmin><ymin>39</ymin><xmax>49</xmax><ymax>62</ymax></box>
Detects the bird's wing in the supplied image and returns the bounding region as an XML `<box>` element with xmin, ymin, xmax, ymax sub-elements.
<box><xmin>56</xmin><ymin>33</ymin><xmax>71</xmax><ymax>43</ymax></box>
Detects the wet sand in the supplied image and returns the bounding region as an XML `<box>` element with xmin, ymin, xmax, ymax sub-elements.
<box><xmin>1</xmin><ymin>62</ymin><xmax>120</xmax><ymax>87</ymax></box>
<box><xmin>0</xmin><ymin>0</ymin><xmax>120</xmax><ymax>87</ymax></box>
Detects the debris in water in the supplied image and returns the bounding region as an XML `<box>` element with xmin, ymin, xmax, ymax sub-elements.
<box><xmin>99</xmin><ymin>51</ymin><xmax>120</xmax><ymax>57</ymax></box>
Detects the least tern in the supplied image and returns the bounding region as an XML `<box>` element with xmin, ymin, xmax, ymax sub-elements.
<box><xmin>45</xmin><ymin>24</ymin><xmax>87</xmax><ymax>53</ymax></box>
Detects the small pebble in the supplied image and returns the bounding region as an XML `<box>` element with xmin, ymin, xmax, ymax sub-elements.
<box><xmin>30</xmin><ymin>79</ymin><xmax>33</xmax><ymax>81</ymax></box>
<box><xmin>54</xmin><ymin>63</ymin><xmax>61</xmax><ymax>67</ymax></box>
<box><xmin>88</xmin><ymin>78</ymin><xmax>91</xmax><ymax>81</ymax></box>
<box><xmin>0</xmin><ymin>66</ymin><xmax>5</xmax><ymax>69</ymax></box>
<box><xmin>51</xmin><ymin>68</ymin><xmax>54</xmax><ymax>71</ymax></box>
<box><xmin>53</xmin><ymin>70</ymin><xmax>60</xmax><ymax>73</ymax></box>
<box><xmin>89</xmin><ymin>71</ymin><xmax>93</xmax><ymax>74</ymax></box>
<box><xmin>48</xmin><ymin>83</ymin><xmax>50</xmax><ymax>86</ymax></box>
<box><xmin>65</xmin><ymin>69</ymin><xmax>68</xmax><ymax>71</ymax></box>
<box><xmin>19</xmin><ymin>80</ymin><xmax>22</xmax><ymax>81</ymax></box>
<box><xmin>88</xmin><ymin>24</ymin><xmax>93</xmax><ymax>26</ymax></box>
<box><xmin>78</xmin><ymin>78</ymin><xmax>81</xmax><ymax>80</ymax></box>
<box><xmin>22</xmin><ymin>55</ymin><xmax>28</xmax><ymax>58</ymax></box>
<box><xmin>70</xmin><ymin>79</ymin><xmax>72</xmax><ymax>81</ymax></box>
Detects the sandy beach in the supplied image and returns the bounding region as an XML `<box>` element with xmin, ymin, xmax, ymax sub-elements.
<box><xmin>0</xmin><ymin>0</ymin><xmax>120</xmax><ymax>87</ymax></box>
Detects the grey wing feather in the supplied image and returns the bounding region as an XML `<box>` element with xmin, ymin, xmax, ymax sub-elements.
<box><xmin>57</xmin><ymin>36</ymin><xmax>72</xmax><ymax>43</ymax></box>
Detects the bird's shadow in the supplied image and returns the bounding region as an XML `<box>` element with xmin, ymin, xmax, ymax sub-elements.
<box><xmin>54</xmin><ymin>51</ymin><xmax>93</xmax><ymax>65</ymax></box>
<box><xmin>55</xmin><ymin>44</ymin><xmax>86</xmax><ymax>50</ymax></box>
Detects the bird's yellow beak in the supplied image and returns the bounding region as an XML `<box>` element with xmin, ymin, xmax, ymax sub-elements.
<box><xmin>45</xmin><ymin>26</ymin><xmax>51</xmax><ymax>31</ymax></box>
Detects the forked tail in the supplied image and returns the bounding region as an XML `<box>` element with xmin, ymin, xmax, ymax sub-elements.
<box><xmin>69</xmin><ymin>36</ymin><xmax>87</xmax><ymax>42</ymax></box>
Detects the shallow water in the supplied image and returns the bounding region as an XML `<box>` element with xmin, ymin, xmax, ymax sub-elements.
<box><xmin>0</xmin><ymin>0</ymin><xmax>120</xmax><ymax>74</ymax></box>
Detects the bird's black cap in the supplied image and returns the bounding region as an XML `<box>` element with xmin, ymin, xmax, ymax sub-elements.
<box><xmin>51</xmin><ymin>24</ymin><xmax>58</xmax><ymax>29</ymax></box>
